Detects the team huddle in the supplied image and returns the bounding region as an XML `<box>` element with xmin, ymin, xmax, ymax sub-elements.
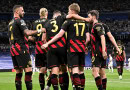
<box><xmin>8</xmin><ymin>3</ymin><xmax>126</xmax><ymax>90</ymax></box>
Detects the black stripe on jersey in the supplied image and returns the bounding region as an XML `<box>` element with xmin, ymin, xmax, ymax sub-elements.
<box><xmin>69</xmin><ymin>42</ymin><xmax>78</xmax><ymax>52</ymax></box>
<box><xmin>73</xmin><ymin>40</ymin><xmax>84</xmax><ymax>52</ymax></box>
<box><xmin>37</xmin><ymin>42</ymin><xmax>46</xmax><ymax>53</ymax></box>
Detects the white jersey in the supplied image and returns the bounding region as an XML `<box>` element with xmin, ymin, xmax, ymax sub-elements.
<box><xmin>108</xmin><ymin>56</ymin><xmax>113</xmax><ymax>66</ymax></box>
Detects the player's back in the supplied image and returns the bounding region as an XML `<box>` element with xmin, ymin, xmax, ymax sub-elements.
<box><xmin>45</xmin><ymin>15</ymin><xmax>66</xmax><ymax>49</ymax></box>
<box><xmin>91</xmin><ymin>23</ymin><xmax>106</xmax><ymax>57</ymax></box>
<box><xmin>33</xmin><ymin>18</ymin><xmax>48</xmax><ymax>41</ymax></box>
<box><xmin>8</xmin><ymin>17</ymin><xmax>28</xmax><ymax>46</ymax></box>
<box><xmin>62</xmin><ymin>19</ymin><xmax>89</xmax><ymax>52</ymax></box>
<box><xmin>113</xmin><ymin>44</ymin><xmax>125</xmax><ymax>61</ymax></box>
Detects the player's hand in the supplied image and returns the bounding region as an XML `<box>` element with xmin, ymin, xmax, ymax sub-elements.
<box><xmin>41</xmin><ymin>28</ymin><xmax>46</xmax><ymax>33</ymax></box>
<box><xmin>41</xmin><ymin>43</ymin><xmax>48</xmax><ymax>49</ymax></box>
<box><xmin>102</xmin><ymin>51</ymin><xmax>108</xmax><ymax>60</ymax></box>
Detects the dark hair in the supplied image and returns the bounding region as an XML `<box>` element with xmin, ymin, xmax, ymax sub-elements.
<box><xmin>53</xmin><ymin>10</ymin><xmax>61</xmax><ymax>15</ymax></box>
<box><xmin>13</xmin><ymin>5</ymin><xmax>23</xmax><ymax>13</ymax></box>
<box><xmin>88</xmin><ymin>10</ymin><xmax>99</xmax><ymax>19</ymax></box>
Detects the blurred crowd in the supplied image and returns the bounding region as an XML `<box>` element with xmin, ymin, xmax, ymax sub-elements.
<box><xmin>0</xmin><ymin>0</ymin><xmax>129</xmax><ymax>13</ymax></box>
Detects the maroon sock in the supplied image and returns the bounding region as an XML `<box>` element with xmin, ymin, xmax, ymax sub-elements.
<box><xmin>39</xmin><ymin>73</ymin><xmax>45</xmax><ymax>90</ymax></box>
<box><xmin>121</xmin><ymin>67</ymin><xmax>123</xmax><ymax>75</ymax></box>
<box><xmin>102</xmin><ymin>78</ymin><xmax>107</xmax><ymax>90</ymax></box>
<box><xmin>95</xmin><ymin>76</ymin><xmax>103</xmax><ymax>90</ymax></box>
<box><xmin>79</xmin><ymin>73</ymin><xmax>85</xmax><ymax>90</ymax></box>
<box><xmin>47</xmin><ymin>73</ymin><xmax>52</xmax><ymax>87</ymax></box>
<box><xmin>73</xmin><ymin>73</ymin><xmax>81</xmax><ymax>90</ymax></box>
<box><xmin>51</xmin><ymin>74</ymin><xmax>58</xmax><ymax>90</ymax></box>
<box><xmin>15</xmin><ymin>73</ymin><xmax>22</xmax><ymax>90</ymax></box>
<box><xmin>59</xmin><ymin>74</ymin><xmax>64</xmax><ymax>90</ymax></box>
<box><xmin>117</xmin><ymin>68</ymin><xmax>121</xmax><ymax>76</ymax></box>
<box><xmin>25</xmin><ymin>72</ymin><xmax>32</xmax><ymax>90</ymax></box>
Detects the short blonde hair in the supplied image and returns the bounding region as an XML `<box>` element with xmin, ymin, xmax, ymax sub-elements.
<box><xmin>40</xmin><ymin>8</ymin><xmax>48</xmax><ymax>17</ymax></box>
<box><xmin>69</xmin><ymin>3</ymin><xmax>80</xmax><ymax>14</ymax></box>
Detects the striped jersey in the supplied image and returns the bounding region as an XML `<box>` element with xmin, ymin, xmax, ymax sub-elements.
<box><xmin>61</xmin><ymin>19</ymin><xmax>89</xmax><ymax>52</ymax></box>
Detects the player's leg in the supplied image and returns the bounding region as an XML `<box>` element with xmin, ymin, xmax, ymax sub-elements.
<box><xmin>100</xmin><ymin>68</ymin><xmax>107</xmax><ymax>90</ymax></box>
<box><xmin>39</xmin><ymin>67</ymin><xmax>46</xmax><ymax>90</ymax></box>
<box><xmin>92</xmin><ymin>56</ymin><xmax>103</xmax><ymax>90</ymax></box>
<box><xmin>111</xmin><ymin>66</ymin><xmax>113</xmax><ymax>73</ymax></box>
<box><xmin>79</xmin><ymin>52</ymin><xmax>85</xmax><ymax>90</ymax></box>
<box><xmin>59</xmin><ymin>65</ymin><xmax>69</xmax><ymax>90</ymax></box>
<box><xmin>79</xmin><ymin>66</ymin><xmax>85</xmax><ymax>90</ymax></box>
<box><xmin>51</xmin><ymin>67</ymin><xmax>59</xmax><ymax>90</ymax></box>
<box><xmin>35</xmin><ymin>54</ymin><xmax>47</xmax><ymax>90</ymax></box>
<box><xmin>69</xmin><ymin>52</ymin><xmax>81</xmax><ymax>90</ymax></box>
<box><xmin>120</xmin><ymin>61</ymin><xmax>124</xmax><ymax>79</ymax></box>
<box><xmin>100</xmin><ymin>59</ymin><xmax>107</xmax><ymax>90</ymax></box>
<box><xmin>17</xmin><ymin>50</ymin><xmax>32</xmax><ymax>90</ymax></box>
<box><xmin>12</xmin><ymin>56</ymin><xmax>23</xmax><ymax>90</ymax></box>
<box><xmin>24</xmin><ymin>67</ymin><xmax>32</xmax><ymax>90</ymax></box>
<box><xmin>47</xmin><ymin>49</ymin><xmax>59</xmax><ymax>90</ymax></box>
<box><xmin>116</xmin><ymin>61</ymin><xmax>122</xmax><ymax>79</ymax></box>
<box><xmin>68</xmin><ymin>67</ymin><xmax>75</xmax><ymax>89</ymax></box>
<box><xmin>15</xmin><ymin>68</ymin><xmax>23</xmax><ymax>90</ymax></box>
<box><xmin>44</xmin><ymin>70</ymin><xmax>52</xmax><ymax>90</ymax></box>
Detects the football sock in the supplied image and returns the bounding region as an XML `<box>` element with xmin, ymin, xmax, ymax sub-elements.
<box><xmin>51</xmin><ymin>74</ymin><xmax>59</xmax><ymax>90</ymax></box>
<box><xmin>25</xmin><ymin>72</ymin><xmax>32</xmax><ymax>90</ymax></box>
<box><xmin>79</xmin><ymin>73</ymin><xmax>85</xmax><ymax>90</ymax></box>
<box><xmin>39</xmin><ymin>73</ymin><xmax>45</xmax><ymax>90</ymax></box>
<box><xmin>102</xmin><ymin>78</ymin><xmax>107</xmax><ymax>90</ymax></box>
<box><xmin>95</xmin><ymin>76</ymin><xmax>103</xmax><ymax>90</ymax></box>
<box><xmin>15</xmin><ymin>73</ymin><xmax>22</xmax><ymax>90</ymax></box>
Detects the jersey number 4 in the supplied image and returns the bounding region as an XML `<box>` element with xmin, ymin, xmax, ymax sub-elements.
<box><xmin>74</xmin><ymin>23</ymin><xmax>85</xmax><ymax>36</ymax></box>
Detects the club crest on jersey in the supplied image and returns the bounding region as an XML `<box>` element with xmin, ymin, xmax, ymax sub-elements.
<box><xmin>20</xmin><ymin>20</ymin><xmax>26</xmax><ymax>26</ymax></box>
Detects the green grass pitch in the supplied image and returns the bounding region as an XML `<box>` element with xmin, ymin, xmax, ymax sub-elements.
<box><xmin>0</xmin><ymin>69</ymin><xmax>130</xmax><ymax>90</ymax></box>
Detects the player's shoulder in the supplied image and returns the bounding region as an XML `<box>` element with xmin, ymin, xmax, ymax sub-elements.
<box><xmin>8</xmin><ymin>19</ymin><xmax>14</xmax><ymax>26</ymax></box>
<box><xmin>94</xmin><ymin>23</ymin><xmax>105</xmax><ymax>30</ymax></box>
<box><xmin>34</xmin><ymin>18</ymin><xmax>41</xmax><ymax>23</ymax></box>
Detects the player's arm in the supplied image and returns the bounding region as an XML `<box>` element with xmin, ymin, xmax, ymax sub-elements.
<box><xmin>41</xmin><ymin>29</ymin><xmax>65</xmax><ymax>49</ymax></box>
<box><xmin>66</xmin><ymin>14</ymin><xmax>90</xmax><ymax>22</ymax></box>
<box><xmin>107</xmin><ymin>32</ymin><xmax>121</xmax><ymax>54</ymax></box>
<box><xmin>28</xmin><ymin>36</ymin><xmax>35</xmax><ymax>42</ymax></box>
<box><xmin>100</xmin><ymin>35</ymin><xmax>107</xmax><ymax>60</ymax></box>
<box><xmin>122</xmin><ymin>46</ymin><xmax>126</xmax><ymax>62</ymax></box>
<box><xmin>96</xmin><ymin>24</ymin><xmax>107</xmax><ymax>59</ymax></box>
<box><xmin>42</xmin><ymin>31</ymin><xmax>47</xmax><ymax>44</ymax></box>
<box><xmin>24</xmin><ymin>28</ymin><xmax>45</xmax><ymax>36</ymax></box>
<box><xmin>85</xmin><ymin>32</ymin><xmax>90</xmax><ymax>46</ymax></box>
<box><xmin>41</xmin><ymin>20</ymin><xmax>69</xmax><ymax>49</ymax></box>
<box><xmin>18</xmin><ymin>19</ymin><xmax>45</xmax><ymax>36</ymax></box>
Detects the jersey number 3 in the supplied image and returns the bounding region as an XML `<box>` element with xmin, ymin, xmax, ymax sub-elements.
<box><xmin>51</xmin><ymin>20</ymin><xmax>58</xmax><ymax>32</ymax></box>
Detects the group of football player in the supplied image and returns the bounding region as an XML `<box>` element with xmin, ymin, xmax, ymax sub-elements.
<box><xmin>8</xmin><ymin>3</ymin><xmax>126</xmax><ymax>90</ymax></box>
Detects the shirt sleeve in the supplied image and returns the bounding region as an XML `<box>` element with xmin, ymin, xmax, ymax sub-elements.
<box><xmin>103</xmin><ymin>24</ymin><xmax>110</xmax><ymax>33</ymax></box>
<box><xmin>18</xmin><ymin>19</ymin><xmax>28</xmax><ymax>32</ymax></box>
<box><xmin>61</xmin><ymin>20</ymin><xmax>70</xmax><ymax>32</ymax></box>
<box><xmin>95</xmin><ymin>24</ymin><xmax>105</xmax><ymax>36</ymax></box>
<box><xmin>60</xmin><ymin>15</ymin><xmax>67</xmax><ymax>21</ymax></box>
